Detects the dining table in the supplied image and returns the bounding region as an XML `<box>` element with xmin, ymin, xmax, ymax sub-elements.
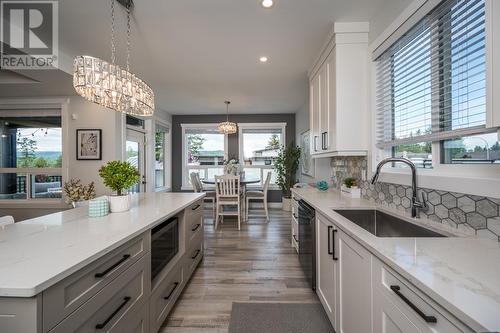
<box><xmin>201</xmin><ymin>176</ymin><xmax>261</xmax><ymax>221</ymax></box>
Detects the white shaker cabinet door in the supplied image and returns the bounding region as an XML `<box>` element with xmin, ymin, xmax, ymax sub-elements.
<box><xmin>338</xmin><ymin>230</ymin><xmax>372</xmax><ymax>333</ymax></box>
<box><xmin>316</xmin><ymin>214</ymin><xmax>338</xmax><ymax>328</ymax></box>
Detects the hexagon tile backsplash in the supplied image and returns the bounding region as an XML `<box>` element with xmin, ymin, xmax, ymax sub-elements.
<box><xmin>330</xmin><ymin>157</ymin><xmax>500</xmax><ymax>242</ymax></box>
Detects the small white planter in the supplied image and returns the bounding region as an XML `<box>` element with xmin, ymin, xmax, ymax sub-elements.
<box><xmin>108</xmin><ymin>194</ymin><xmax>131</xmax><ymax>213</ymax></box>
<box><xmin>341</xmin><ymin>185</ymin><xmax>361</xmax><ymax>198</ymax></box>
<box><xmin>282</xmin><ymin>197</ymin><xmax>292</xmax><ymax>211</ymax></box>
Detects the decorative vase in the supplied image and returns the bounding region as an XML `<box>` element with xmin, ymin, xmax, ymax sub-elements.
<box><xmin>341</xmin><ymin>185</ymin><xmax>361</xmax><ymax>198</ymax></box>
<box><xmin>72</xmin><ymin>200</ymin><xmax>89</xmax><ymax>208</ymax></box>
<box><xmin>282</xmin><ymin>197</ymin><xmax>292</xmax><ymax>211</ymax></box>
<box><xmin>108</xmin><ymin>194</ymin><xmax>131</xmax><ymax>213</ymax></box>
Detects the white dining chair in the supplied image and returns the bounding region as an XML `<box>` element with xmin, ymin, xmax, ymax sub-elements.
<box><xmin>214</xmin><ymin>175</ymin><xmax>243</xmax><ymax>230</ymax></box>
<box><xmin>190</xmin><ymin>172</ymin><xmax>216</xmax><ymax>221</ymax></box>
<box><xmin>246</xmin><ymin>172</ymin><xmax>271</xmax><ymax>222</ymax></box>
<box><xmin>0</xmin><ymin>215</ymin><xmax>15</xmax><ymax>227</ymax></box>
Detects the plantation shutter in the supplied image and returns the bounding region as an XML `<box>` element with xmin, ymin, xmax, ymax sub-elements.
<box><xmin>375</xmin><ymin>0</ymin><xmax>488</xmax><ymax>149</ymax></box>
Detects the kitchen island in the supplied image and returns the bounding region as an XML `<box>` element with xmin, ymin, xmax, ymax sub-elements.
<box><xmin>0</xmin><ymin>192</ymin><xmax>205</xmax><ymax>333</ymax></box>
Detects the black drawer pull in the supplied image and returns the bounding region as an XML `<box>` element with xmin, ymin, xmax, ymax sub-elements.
<box><xmin>327</xmin><ymin>226</ymin><xmax>333</xmax><ymax>255</ymax></box>
<box><xmin>332</xmin><ymin>229</ymin><xmax>338</xmax><ymax>261</ymax></box>
<box><xmin>95</xmin><ymin>296</ymin><xmax>131</xmax><ymax>329</ymax></box>
<box><xmin>95</xmin><ymin>254</ymin><xmax>131</xmax><ymax>278</ymax></box>
<box><xmin>293</xmin><ymin>234</ymin><xmax>299</xmax><ymax>243</ymax></box>
<box><xmin>191</xmin><ymin>223</ymin><xmax>201</xmax><ymax>232</ymax></box>
<box><xmin>163</xmin><ymin>282</ymin><xmax>179</xmax><ymax>300</ymax></box>
<box><xmin>390</xmin><ymin>285</ymin><xmax>437</xmax><ymax>323</ymax></box>
<box><xmin>293</xmin><ymin>197</ymin><xmax>299</xmax><ymax>202</ymax></box>
<box><xmin>192</xmin><ymin>204</ymin><xmax>201</xmax><ymax>211</ymax></box>
<box><xmin>191</xmin><ymin>249</ymin><xmax>201</xmax><ymax>259</ymax></box>
<box><xmin>293</xmin><ymin>213</ymin><xmax>298</xmax><ymax>219</ymax></box>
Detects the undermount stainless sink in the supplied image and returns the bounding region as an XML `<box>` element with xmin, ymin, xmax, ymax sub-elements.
<box><xmin>333</xmin><ymin>209</ymin><xmax>447</xmax><ymax>238</ymax></box>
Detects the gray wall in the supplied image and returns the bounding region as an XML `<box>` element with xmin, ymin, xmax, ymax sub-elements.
<box><xmin>171</xmin><ymin>113</ymin><xmax>296</xmax><ymax>202</ymax></box>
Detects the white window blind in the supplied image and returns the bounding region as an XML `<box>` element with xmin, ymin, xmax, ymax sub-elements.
<box><xmin>375</xmin><ymin>0</ymin><xmax>488</xmax><ymax>149</ymax></box>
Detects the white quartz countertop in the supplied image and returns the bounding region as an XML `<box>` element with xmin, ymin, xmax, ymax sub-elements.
<box><xmin>0</xmin><ymin>192</ymin><xmax>205</xmax><ymax>298</ymax></box>
<box><xmin>292</xmin><ymin>187</ymin><xmax>500</xmax><ymax>333</ymax></box>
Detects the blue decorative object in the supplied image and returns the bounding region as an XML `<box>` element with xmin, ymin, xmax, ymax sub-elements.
<box><xmin>316</xmin><ymin>180</ymin><xmax>329</xmax><ymax>191</ymax></box>
<box><xmin>88</xmin><ymin>196</ymin><xmax>109</xmax><ymax>217</ymax></box>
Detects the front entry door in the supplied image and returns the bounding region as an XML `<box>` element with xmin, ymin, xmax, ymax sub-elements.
<box><xmin>126</xmin><ymin>129</ymin><xmax>146</xmax><ymax>193</ymax></box>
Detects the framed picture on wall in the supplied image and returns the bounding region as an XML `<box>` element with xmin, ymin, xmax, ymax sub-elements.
<box><xmin>300</xmin><ymin>130</ymin><xmax>314</xmax><ymax>177</ymax></box>
<box><xmin>76</xmin><ymin>129</ymin><xmax>102</xmax><ymax>160</ymax></box>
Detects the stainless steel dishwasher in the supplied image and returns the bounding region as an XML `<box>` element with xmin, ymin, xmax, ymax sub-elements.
<box><xmin>298</xmin><ymin>199</ymin><xmax>316</xmax><ymax>290</ymax></box>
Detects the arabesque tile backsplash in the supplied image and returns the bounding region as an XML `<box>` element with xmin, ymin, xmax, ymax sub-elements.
<box><xmin>330</xmin><ymin>156</ymin><xmax>500</xmax><ymax>241</ymax></box>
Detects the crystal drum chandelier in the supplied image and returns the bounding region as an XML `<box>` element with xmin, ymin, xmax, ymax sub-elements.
<box><xmin>73</xmin><ymin>0</ymin><xmax>154</xmax><ymax>116</ymax></box>
<box><xmin>218</xmin><ymin>101</ymin><xmax>237</xmax><ymax>134</ymax></box>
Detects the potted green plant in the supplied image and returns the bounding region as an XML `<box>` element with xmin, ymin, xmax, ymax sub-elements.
<box><xmin>341</xmin><ymin>177</ymin><xmax>361</xmax><ymax>198</ymax></box>
<box><xmin>99</xmin><ymin>161</ymin><xmax>140</xmax><ymax>212</ymax></box>
<box><xmin>275</xmin><ymin>143</ymin><xmax>301</xmax><ymax>211</ymax></box>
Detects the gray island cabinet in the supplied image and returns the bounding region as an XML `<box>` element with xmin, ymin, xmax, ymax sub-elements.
<box><xmin>0</xmin><ymin>193</ymin><xmax>205</xmax><ymax>333</ymax></box>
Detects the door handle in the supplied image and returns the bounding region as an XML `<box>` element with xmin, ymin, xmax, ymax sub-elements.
<box><xmin>314</xmin><ymin>136</ymin><xmax>319</xmax><ymax>151</ymax></box>
<box><xmin>390</xmin><ymin>285</ymin><xmax>437</xmax><ymax>323</ymax></box>
<box><xmin>332</xmin><ymin>229</ymin><xmax>338</xmax><ymax>261</ymax></box>
<box><xmin>327</xmin><ymin>226</ymin><xmax>333</xmax><ymax>255</ymax></box>
<box><xmin>95</xmin><ymin>296</ymin><xmax>131</xmax><ymax>329</ymax></box>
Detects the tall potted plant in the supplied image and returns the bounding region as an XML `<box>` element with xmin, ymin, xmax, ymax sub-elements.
<box><xmin>275</xmin><ymin>143</ymin><xmax>301</xmax><ymax>211</ymax></box>
<box><xmin>99</xmin><ymin>161</ymin><xmax>140</xmax><ymax>213</ymax></box>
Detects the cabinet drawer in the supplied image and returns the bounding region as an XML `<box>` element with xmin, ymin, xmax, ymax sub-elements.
<box><xmin>184</xmin><ymin>234</ymin><xmax>203</xmax><ymax>280</ymax></box>
<box><xmin>185</xmin><ymin>204</ymin><xmax>203</xmax><ymax>249</ymax></box>
<box><xmin>373</xmin><ymin>259</ymin><xmax>473</xmax><ymax>333</ymax></box>
<box><xmin>49</xmin><ymin>254</ymin><xmax>150</xmax><ymax>333</ymax></box>
<box><xmin>149</xmin><ymin>266</ymin><xmax>184</xmax><ymax>333</ymax></box>
<box><xmin>185</xmin><ymin>199</ymin><xmax>203</xmax><ymax>221</ymax></box>
<box><xmin>43</xmin><ymin>233</ymin><xmax>150</xmax><ymax>332</ymax></box>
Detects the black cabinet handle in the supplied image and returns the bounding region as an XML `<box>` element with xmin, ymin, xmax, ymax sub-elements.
<box><xmin>293</xmin><ymin>213</ymin><xmax>298</xmax><ymax>219</ymax></box>
<box><xmin>191</xmin><ymin>223</ymin><xmax>201</xmax><ymax>232</ymax></box>
<box><xmin>293</xmin><ymin>234</ymin><xmax>299</xmax><ymax>243</ymax></box>
<box><xmin>332</xmin><ymin>229</ymin><xmax>338</xmax><ymax>261</ymax></box>
<box><xmin>163</xmin><ymin>282</ymin><xmax>179</xmax><ymax>300</ymax></box>
<box><xmin>293</xmin><ymin>197</ymin><xmax>299</xmax><ymax>202</ymax></box>
<box><xmin>327</xmin><ymin>226</ymin><xmax>333</xmax><ymax>255</ymax></box>
<box><xmin>192</xmin><ymin>204</ymin><xmax>201</xmax><ymax>211</ymax></box>
<box><xmin>95</xmin><ymin>254</ymin><xmax>130</xmax><ymax>278</ymax></box>
<box><xmin>95</xmin><ymin>296</ymin><xmax>131</xmax><ymax>329</ymax></box>
<box><xmin>191</xmin><ymin>249</ymin><xmax>201</xmax><ymax>259</ymax></box>
<box><xmin>390</xmin><ymin>285</ymin><xmax>437</xmax><ymax>323</ymax></box>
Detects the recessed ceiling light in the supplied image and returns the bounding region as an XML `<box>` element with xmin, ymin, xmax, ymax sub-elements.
<box><xmin>259</xmin><ymin>56</ymin><xmax>269</xmax><ymax>63</ymax></box>
<box><xmin>261</xmin><ymin>0</ymin><xmax>274</xmax><ymax>9</ymax></box>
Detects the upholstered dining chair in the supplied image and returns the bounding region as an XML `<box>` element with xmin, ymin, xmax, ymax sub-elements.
<box><xmin>214</xmin><ymin>175</ymin><xmax>243</xmax><ymax>230</ymax></box>
<box><xmin>0</xmin><ymin>215</ymin><xmax>14</xmax><ymax>227</ymax></box>
<box><xmin>190</xmin><ymin>172</ymin><xmax>216</xmax><ymax>221</ymax></box>
<box><xmin>246</xmin><ymin>171</ymin><xmax>271</xmax><ymax>222</ymax></box>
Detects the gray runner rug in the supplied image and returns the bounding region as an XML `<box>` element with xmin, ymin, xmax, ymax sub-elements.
<box><xmin>228</xmin><ymin>302</ymin><xmax>335</xmax><ymax>333</ymax></box>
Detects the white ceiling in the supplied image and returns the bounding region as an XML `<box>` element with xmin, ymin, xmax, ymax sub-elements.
<box><xmin>1</xmin><ymin>0</ymin><xmax>411</xmax><ymax>115</ymax></box>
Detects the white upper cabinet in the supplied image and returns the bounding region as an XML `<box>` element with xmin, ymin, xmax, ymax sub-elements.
<box><xmin>309</xmin><ymin>22</ymin><xmax>369</xmax><ymax>157</ymax></box>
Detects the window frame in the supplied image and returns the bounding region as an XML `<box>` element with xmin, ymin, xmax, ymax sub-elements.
<box><xmin>371</xmin><ymin>0</ymin><xmax>500</xmax><ymax>198</ymax></box>
<box><xmin>181</xmin><ymin>123</ymin><xmax>228</xmax><ymax>190</ymax></box>
<box><xmin>238</xmin><ymin>122</ymin><xmax>286</xmax><ymax>190</ymax></box>
<box><xmin>0</xmin><ymin>98</ymin><xmax>68</xmax><ymax>205</ymax></box>
<box><xmin>152</xmin><ymin>119</ymin><xmax>171</xmax><ymax>192</ymax></box>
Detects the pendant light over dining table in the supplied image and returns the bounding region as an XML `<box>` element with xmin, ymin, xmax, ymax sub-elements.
<box><xmin>73</xmin><ymin>0</ymin><xmax>155</xmax><ymax>117</ymax></box>
<box><xmin>218</xmin><ymin>100</ymin><xmax>237</xmax><ymax>134</ymax></box>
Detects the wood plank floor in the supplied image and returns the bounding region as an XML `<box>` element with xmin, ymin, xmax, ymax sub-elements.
<box><xmin>160</xmin><ymin>209</ymin><xmax>318</xmax><ymax>333</ymax></box>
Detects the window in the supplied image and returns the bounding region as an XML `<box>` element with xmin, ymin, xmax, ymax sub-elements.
<box><xmin>182</xmin><ymin>124</ymin><xmax>226</xmax><ymax>188</ymax></box>
<box><xmin>376</xmin><ymin>0</ymin><xmax>491</xmax><ymax>167</ymax></box>
<box><xmin>238</xmin><ymin>123</ymin><xmax>286</xmax><ymax>186</ymax></box>
<box><xmin>155</xmin><ymin>122</ymin><xmax>170</xmax><ymax>189</ymax></box>
<box><xmin>0</xmin><ymin>109</ymin><xmax>62</xmax><ymax>200</ymax></box>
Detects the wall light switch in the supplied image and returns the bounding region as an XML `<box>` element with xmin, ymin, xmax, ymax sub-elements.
<box><xmin>71</xmin><ymin>113</ymin><xmax>78</xmax><ymax>120</ymax></box>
